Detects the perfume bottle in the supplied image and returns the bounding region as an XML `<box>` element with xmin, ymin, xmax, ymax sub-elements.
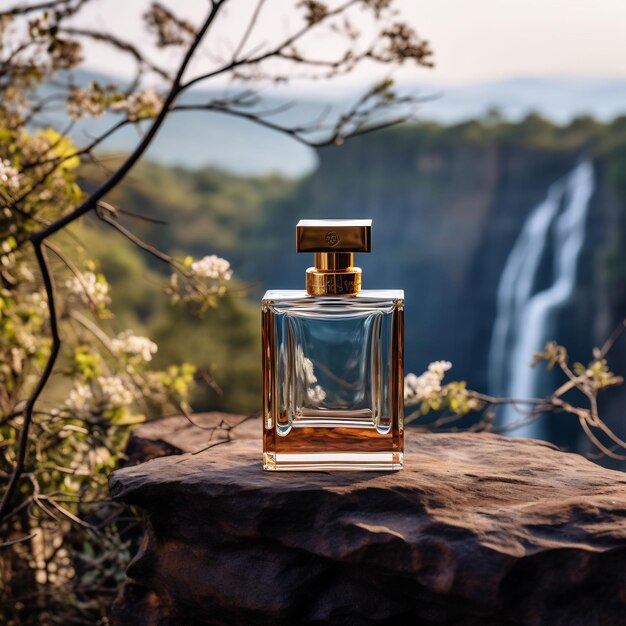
<box><xmin>262</xmin><ymin>219</ymin><xmax>404</xmax><ymax>470</ymax></box>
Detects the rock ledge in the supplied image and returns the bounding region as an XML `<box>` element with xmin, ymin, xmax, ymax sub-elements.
<box><xmin>110</xmin><ymin>416</ymin><xmax>626</xmax><ymax>625</ymax></box>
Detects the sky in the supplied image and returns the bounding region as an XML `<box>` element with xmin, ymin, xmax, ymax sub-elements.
<box><xmin>404</xmin><ymin>0</ymin><xmax>626</xmax><ymax>84</ymax></box>
<box><xmin>67</xmin><ymin>0</ymin><xmax>626</xmax><ymax>86</ymax></box>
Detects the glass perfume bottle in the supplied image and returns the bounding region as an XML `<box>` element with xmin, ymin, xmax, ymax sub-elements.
<box><xmin>262</xmin><ymin>219</ymin><xmax>404</xmax><ymax>470</ymax></box>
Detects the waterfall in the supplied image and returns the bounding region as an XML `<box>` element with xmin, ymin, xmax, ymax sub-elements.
<box><xmin>487</xmin><ymin>160</ymin><xmax>594</xmax><ymax>438</ymax></box>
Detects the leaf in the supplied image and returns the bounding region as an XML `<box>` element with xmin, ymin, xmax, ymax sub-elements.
<box><xmin>113</xmin><ymin>412</ymin><xmax>146</xmax><ymax>426</ymax></box>
<box><xmin>82</xmin><ymin>541</ymin><xmax>95</xmax><ymax>559</ymax></box>
<box><xmin>38</xmin><ymin>128</ymin><xmax>80</xmax><ymax>170</ymax></box>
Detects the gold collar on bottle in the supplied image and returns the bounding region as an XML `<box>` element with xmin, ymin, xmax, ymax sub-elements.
<box><xmin>296</xmin><ymin>219</ymin><xmax>371</xmax><ymax>296</ymax></box>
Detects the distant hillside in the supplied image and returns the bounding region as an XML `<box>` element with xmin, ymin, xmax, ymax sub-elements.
<box><xmin>420</xmin><ymin>76</ymin><xmax>626</xmax><ymax>123</ymax></box>
<box><xmin>43</xmin><ymin>70</ymin><xmax>626</xmax><ymax>176</ymax></box>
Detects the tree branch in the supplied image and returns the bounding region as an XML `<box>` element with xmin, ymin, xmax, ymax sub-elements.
<box><xmin>59</xmin><ymin>27</ymin><xmax>171</xmax><ymax>80</ymax></box>
<box><xmin>181</xmin><ymin>0</ymin><xmax>360</xmax><ymax>91</ymax></box>
<box><xmin>29</xmin><ymin>1</ymin><xmax>224</xmax><ymax>245</ymax></box>
<box><xmin>231</xmin><ymin>0</ymin><xmax>266</xmax><ymax>62</ymax></box>
<box><xmin>96</xmin><ymin>202</ymin><xmax>174</xmax><ymax>266</ymax></box>
<box><xmin>0</xmin><ymin>242</ymin><xmax>60</xmax><ymax>520</ymax></box>
<box><xmin>0</xmin><ymin>1</ymin><xmax>225</xmax><ymax>522</ymax></box>
<box><xmin>1</xmin><ymin>0</ymin><xmax>80</xmax><ymax>17</ymax></box>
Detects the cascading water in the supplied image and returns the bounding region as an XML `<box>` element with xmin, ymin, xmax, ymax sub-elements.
<box><xmin>487</xmin><ymin>160</ymin><xmax>594</xmax><ymax>438</ymax></box>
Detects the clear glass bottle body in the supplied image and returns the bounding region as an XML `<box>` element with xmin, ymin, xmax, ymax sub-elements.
<box><xmin>262</xmin><ymin>290</ymin><xmax>404</xmax><ymax>470</ymax></box>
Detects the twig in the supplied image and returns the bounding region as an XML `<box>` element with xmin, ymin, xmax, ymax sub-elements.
<box><xmin>598</xmin><ymin>319</ymin><xmax>626</xmax><ymax>359</ymax></box>
<box><xmin>1</xmin><ymin>0</ymin><xmax>79</xmax><ymax>16</ymax></box>
<box><xmin>117</xmin><ymin>207</ymin><xmax>168</xmax><ymax>225</ymax></box>
<box><xmin>231</xmin><ymin>0</ymin><xmax>267</xmax><ymax>62</ymax></box>
<box><xmin>59</xmin><ymin>27</ymin><xmax>171</xmax><ymax>79</ymax></box>
<box><xmin>579</xmin><ymin>416</ymin><xmax>626</xmax><ymax>461</ymax></box>
<box><xmin>181</xmin><ymin>0</ymin><xmax>360</xmax><ymax>91</ymax></box>
<box><xmin>96</xmin><ymin>204</ymin><xmax>174</xmax><ymax>265</ymax></box>
<box><xmin>0</xmin><ymin>532</ymin><xmax>36</xmax><ymax>548</ymax></box>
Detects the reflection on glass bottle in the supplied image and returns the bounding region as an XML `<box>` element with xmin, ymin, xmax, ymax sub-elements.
<box><xmin>262</xmin><ymin>219</ymin><xmax>404</xmax><ymax>470</ymax></box>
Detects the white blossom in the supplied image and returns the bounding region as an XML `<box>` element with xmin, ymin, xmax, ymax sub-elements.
<box><xmin>66</xmin><ymin>382</ymin><xmax>93</xmax><ymax>417</ymax></box>
<box><xmin>294</xmin><ymin>346</ymin><xmax>326</xmax><ymax>402</ymax></box>
<box><xmin>190</xmin><ymin>255</ymin><xmax>233</xmax><ymax>281</ymax></box>
<box><xmin>87</xmin><ymin>446</ymin><xmax>111</xmax><ymax>468</ymax></box>
<box><xmin>97</xmin><ymin>375</ymin><xmax>136</xmax><ymax>408</ymax></box>
<box><xmin>1</xmin><ymin>240</ymin><xmax>16</xmax><ymax>272</ymax></box>
<box><xmin>404</xmin><ymin>361</ymin><xmax>453</xmax><ymax>405</ymax></box>
<box><xmin>26</xmin><ymin>291</ymin><xmax>47</xmax><ymax>309</ymax></box>
<box><xmin>112</xmin><ymin>88</ymin><xmax>163</xmax><ymax>121</ymax></box>
<box><xmin>111</xmin><ymin>330</ymin><xmax>157</xmax><ymax>362</ymax></box>
<box><xmin>64</xmin><ymin>271</ymin><xmax>110</xmax><ymax>307</ymax></box>
<box><xmin>15</xmin><ymin>327</ymin><xmax>37</xmax><ymax>353</ymax></box>
<box><xmin>404</xmin><ymin>371</ymin><xmax>440</xmax><ymax>403</ymax></box>
<box><xmin>66</xmin><ymin>86</ymin><xmax>106</xmax><ymax>119</ymax></box>
<box><xmin>66</xmin><ymin>376</ymin><xmax>136</xmax><ymax>416</ymax></box>
<box><xmin>0</xmin><ymin>159</ymin><xmax>20</xmax><ymax>191</ymax></box>
<box><xmin>428</xmin><ymin>360</ymin><xmax>452</xmax><ymax>377</ymax></box>
<box><xmin>302</xmin><ymin>358</ymin><xmax>317</xmax><ymax>385</ymax></box>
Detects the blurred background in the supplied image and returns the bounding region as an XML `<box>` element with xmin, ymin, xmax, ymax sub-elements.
<box><xmin>55</xmin><ymin>0</ymin><xmax>626</xmax><ymax>454</ymax></box>
<box><xmin>7</xmin><ymin>3</ymin><xmax>626</xmax><ymax>621</ymax></box>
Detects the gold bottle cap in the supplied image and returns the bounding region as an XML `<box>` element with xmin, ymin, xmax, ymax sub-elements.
<box><xmin>296</xmin><ymin>219</ymin><xmax>371</xmax><ymax>296</ymax></box>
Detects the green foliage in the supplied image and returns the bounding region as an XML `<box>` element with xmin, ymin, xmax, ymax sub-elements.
<box><xmin>150</xmin><ymin>291</ymin><xmax>261</xmax><ymax>414</ymax></box>
<box><xmin>0</xmin><ymin>18</ymin><xmax>233</xmax><ymax>625</ymax></box>
<box><xmin>66</xmin><ymin>216</ymin><xmax>262</xmax><ymax>414</ymax></box>
<box><xmin>572</xmin><ymin>359</ymin><xmax>623</xmax><ymax>392</ymax></box>
<box><xmin>1</xmin><ymin>201</ymin><xmax>209</xmax><ymax>623</ymax></box>
<box><xmin>532</xmin><ymin>340</ymin><xmax>568</xmax><ymax>371</ymax></box>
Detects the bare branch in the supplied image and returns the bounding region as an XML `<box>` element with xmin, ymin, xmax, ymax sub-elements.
<box><xmin>30</xmin><ymin>2</ymin><xmax>224</xmax><ymax>244</ymax></box>
<box><xmin>579</xmin><ymin>416</ymin><xmax>626</xmax><ymax>461</ymax></box>
<box><xmin>96</xmin><ymin>202</ymin><xmax>174</xmax><ymax>266</ymax></box>
<box><xmin>231</xmin><ymin>0</ymin><xmax>267</xmax><ymax>62</ymax></box>
<box><xmin>181</xmin><ymin>0</ymin><xmax>360</xmax><ymax>91</ymax></box>
<box><xmin>59</xmin><ymin>27</ymin><xmax>171</xmax><ymax>80</ymax></box>
<box><xmin>1</xmin><ymin>0</ymin><xmax>80</xmax><ymax>17</ymax></box>
<box><xmin>0</xmin><ymin>532</ymin><xmax>36</xmax><ymax>548</ymax></box>
<box><xmin>597</xmin><ymin>318</ymin><xmax>626</xmax><ymax>359</ymax></box>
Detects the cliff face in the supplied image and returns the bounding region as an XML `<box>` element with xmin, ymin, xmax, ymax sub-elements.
<box><xmin>588</xmin><ymin>152</ymin><xmax>626</xmax><ymax>463</ymax></box>
<box><xmin>258</xmin><ymin>120</ymin><xmax>625</xmax><ymax>453</ymax></box>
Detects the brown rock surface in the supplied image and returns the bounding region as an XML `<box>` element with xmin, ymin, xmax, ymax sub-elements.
<box><xmin>110</xmin><ymin>416</ymin><xmax>626</xmax><ymax>626</ymax></box>
<box><xmin>124</xmin><ymin>412</ymin><xmax>256</xmax><ymax>463</ymax></box>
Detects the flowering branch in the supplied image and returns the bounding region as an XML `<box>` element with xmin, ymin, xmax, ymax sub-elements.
<box><xmin>0</xmin><ymin>241</ymin><xmax>60</xmax><ymax>521</ymax></box>
<box><xmin>404</xmin><ymin>328</ymin><xmax>626</xmax><ymax>460</ymax></box>
<box><xmin>0</xmin><ymin>0</ymin><xmax>225</xmax><ymax>522</ymax></box>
